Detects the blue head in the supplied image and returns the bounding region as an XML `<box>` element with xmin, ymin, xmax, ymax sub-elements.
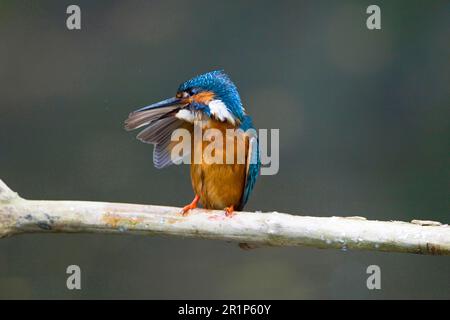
<box><xmin>172</xmin><ymin>70</ymin><xmax>245</xmax><ymax>124</ymax></box>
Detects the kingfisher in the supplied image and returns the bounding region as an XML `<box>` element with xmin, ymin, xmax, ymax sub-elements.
<box><xmin>124</xmin><ymin>70</ymin><xmax>260</xmax><ymax>217</ymax></box>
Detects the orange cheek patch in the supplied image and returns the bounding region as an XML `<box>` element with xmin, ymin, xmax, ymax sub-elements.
<box><xmin>193</xmin><ymin>91</ymin><xmax>215</xmax><ymax>104</ymax></box>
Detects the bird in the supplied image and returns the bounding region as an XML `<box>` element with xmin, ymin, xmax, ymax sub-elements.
<box><xmin>124</xmin><ymin>70</ymin><xmax>260</xmax><ymax>217</ymax></box>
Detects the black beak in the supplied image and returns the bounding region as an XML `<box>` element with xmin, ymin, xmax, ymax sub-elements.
<box><xmin>134</xmin><ymin>97</ymin><xmax>185</xmax><ymax>112</ymax></box>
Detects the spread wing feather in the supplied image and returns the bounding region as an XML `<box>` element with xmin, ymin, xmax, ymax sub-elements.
<box><xmin>125</xmin><ymin>105</ymin><xmax>192</xmax><ymax>169</ymax></box>
<box><xmin>124</xmin><ymin>106</ymin><xmax>179</xmax><ymax>131</ymax></box>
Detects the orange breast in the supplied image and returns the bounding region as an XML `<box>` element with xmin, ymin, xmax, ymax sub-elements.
<box><xmin>190</xmin><ymin>120</ymin><xmax>248</xmax><ymax>210</ymax></box>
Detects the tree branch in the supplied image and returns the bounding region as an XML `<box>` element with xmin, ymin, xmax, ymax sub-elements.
<box><xmin>0</xmin><ymin>179</ymin><xmax>449</xmax><ymax>255</ymax></box>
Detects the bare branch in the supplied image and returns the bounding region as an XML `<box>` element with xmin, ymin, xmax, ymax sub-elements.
<box><xmin>0</xmin><ymin>179</ymin><xmax>18</xmax><ymax>202</ymax></box>
<box><xmin>0</xmin><ymin>179</ymin><xmax>449</xmax><ymax>255</ymax></box>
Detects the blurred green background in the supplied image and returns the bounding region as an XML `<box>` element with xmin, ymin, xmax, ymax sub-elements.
<box><xmin>0</xmin><ymin>0</ymin><xmax>449</xmax><ymax>299</ymax></box>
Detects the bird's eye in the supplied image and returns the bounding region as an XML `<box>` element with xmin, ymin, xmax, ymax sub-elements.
<box><xmin>176</xmin><ymin>92</ymin><xmax>189</xmax><ymax>99</ymax></box>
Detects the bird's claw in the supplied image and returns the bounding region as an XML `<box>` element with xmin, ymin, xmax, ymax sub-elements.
<box><xmin>180</xmin><ymin>204</ymin><xmax>195</xmax><ymax>216</ymax></box>
<box><xmin>180</xmin><ymin>195</ymin><xmax>200</xmax><ymax>216</ymax></box>
<box><xmin>225</xmin><ymin>205</ymin><xmax>235</xmax><ymax>217</ymax></box>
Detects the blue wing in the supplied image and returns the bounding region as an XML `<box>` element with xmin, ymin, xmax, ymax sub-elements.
<box><xmin>237</xmin><ymin>116</ymin><xmax>261</xmax><ymax>210</ymax></box>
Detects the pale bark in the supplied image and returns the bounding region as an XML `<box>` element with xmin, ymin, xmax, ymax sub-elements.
<box><xmin>0</xmin><ymin>179</ymin><xmax>449</xmax><ymax>255</ymax></box>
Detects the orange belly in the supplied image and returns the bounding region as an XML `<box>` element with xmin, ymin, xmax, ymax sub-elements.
<box><xmin>190</xmin><ymin>120</ymin><xmax>248</xmax><ymax>209</ymax></box>
<box><xmin>191</xmin><ymin>162</ymin><xmax>246</xmax><ymax>210</ymax></box>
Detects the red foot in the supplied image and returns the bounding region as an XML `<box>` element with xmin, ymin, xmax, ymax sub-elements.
<box><xmin>225</xmin><ymin>205</ymin><xmax>235</xmax><ymax>217</ymax></box>
<box><xmin>180</xmin><ymin>195</ymin><xmax>200</xmax><ymax>216</ymax></box>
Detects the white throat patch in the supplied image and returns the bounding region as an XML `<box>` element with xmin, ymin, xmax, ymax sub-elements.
<box><xmin>208</xmin><ymin>99</ymin><xmax>235</xmax><ymax>125</ymax></box>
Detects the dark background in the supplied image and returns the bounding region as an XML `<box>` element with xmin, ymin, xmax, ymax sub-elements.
<box><xmin>0</xmin><ymin>0</ymin><xmax>449</xmax><ymax>299</ymax></box>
